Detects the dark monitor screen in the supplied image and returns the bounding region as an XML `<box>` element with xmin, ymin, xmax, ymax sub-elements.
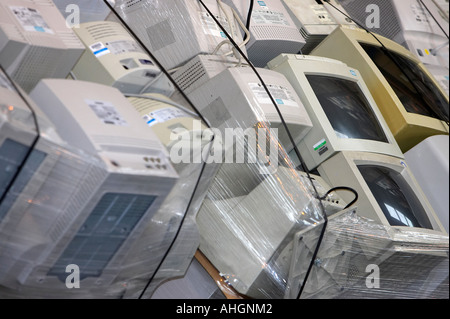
<box><xmin>358</xmin><ymin>165</ymin><xmax>433</xmax><ymax>229</ymax></box>
<box><xmin>306</xmin><ymin>75</ymin><xmax>389</xmax><ymax>143</ymax></box>
<box><xmin>360</xmin><ymin>43</ymin><xmax>449</xmax><ymax>122</ymax></box>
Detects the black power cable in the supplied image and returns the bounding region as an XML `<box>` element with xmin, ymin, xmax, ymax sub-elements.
<box><xmin>103</xmin><ymin>0</ymin><xmax>216</xmax><ymax>300</ymax></box>
<box><xmin>244</xmin><ymin>0</ymin><xmax>255</xmax><ymax>41</ymax></box>
<box><xmin>319</xmin><ymin>186</ymin><xmax>359</xmax><ymax>209</ymax></box>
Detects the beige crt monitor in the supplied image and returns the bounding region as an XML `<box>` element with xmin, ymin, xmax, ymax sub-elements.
<box><xmin>311</xmin><ymin>25</ymin><xmax>449</xmax><ymax>153</ymax></box>
<box><xmin>317</xmin><ymin>151</ymin><xmax>447</xmax><ymax>238</ymax></box>
<box><xmin>71</xmin><ymin>21</ymin><xmax>174</xmax><ymax>96</ymax></box>
<box><xmin>222</xmin><ymin>0</ymin><xmax>306</xmax><ymax>67</ymax></box>
<box><xmin>197</xmin><ymin>166</ymin><xmax>336</xmax><ymax>299</ymax></box>
<box><xmin>281</xmin><ymin>0</ymin><xmax>356</xmax><ymax>53</ymax></box>
<box><xmin>0</xmin><ymin>0</ymin><xmax>85</xmax><ymax>92</ymax></box>
<box><xmin>267</xmin><ymin>54</ymin><xmax>403</xmax><ymax>171</ymax></box>
<box><xmin>0</xmin><ymin>79</ymin><xmax>179</xmax><ymax>294</ymax></box>
<box><xmin>182</xmin><ymin>61</ymin><xmax>313</xmax><ymax>153</ymax></box>
<box><xmin>113</xmin><ymin>0</ymin><xmax>248</xmax><ymax>71</ymax></box>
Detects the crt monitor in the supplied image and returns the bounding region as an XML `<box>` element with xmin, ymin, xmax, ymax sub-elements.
<box><xmin>311</xmin><ymin>25</ymin><xmax>449</xmax><ymax>152</ymax></box>
<box><xmin>71</xmin><ymin>20</ymin><xmax>174</xmax><ymax>96</ymax></box>
<box><xmin>267</xmin><ymin>54</ymin><xmax>403</xmax><ymax>171</ymax></box>
<box><xmin>0</xmin><ymin>79</ymin><xmax>179</xmax><ymax>296</ymax></box>
<box><xmin>112</xmin><ymin>0</ymin><xmax>248</xmax><ymax>71</ymax></box>
<box><xmin>0</xmin><ymin>0</ymin><xmax>85</xmax><ymax>92</ymax></box>
<box><xmin>182</xmin><ymin>59</ymin><xmax>313</xmax><ymax>153</ymax></box>
<box><xmin>222</xmin><ymin>0</ymin><xmax>306</xmax><ymax>67</ymax></box>
<box><xmin>196</xmin><ymin>164</ymin><xmax>336</xmax><ymax>299</ymax></box>
<box><xmin>317</xmin><ymin>151</ymin><xmax>447</xmax><ymax>237</ymax></box>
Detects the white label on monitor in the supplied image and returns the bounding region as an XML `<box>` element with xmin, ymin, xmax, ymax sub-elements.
<box><xmin>311</xmin><ymin>5</ymin><xmax>334</xmax><ymax>23</ymax></box>
<box><xmin>9</xmin><ymin>6</ymin><xmax>54</xmax><ymax>34</ymax></box>
<box><xmin>89</xmin><ymin>42</ymin><xmax>111</xmax><ymax>58</ymax></box>
<box><xmin>86</xmin><ymin>99</ymin><xmax>128</xmax><ymax>126</ymax></box>
<box><xmin>105</xmin><ymin>40</ymin><xmax>143</xmax><ymax>55</ymax></box>
<box><xmin>410</xmin><ymin>4</ymin><xmax>430</xmax><ymax>24</ymax></box>
<box><xmin>199</xmin><ymin>11</ymin><xmax>231</xmax><ymax>39</ymax></box>
<box><xmin>252</xmin><ymin>10</ymin><xmax>290</xmax><ymax>26</ymax></box>
<box><xmin>313</xmin><ymin>138</ymin><xmax>328</xmax><ymax>156</ymax></box>
<box><xmin>143</xmin><ymin>108</ymin><xmax>192</xmax><ymax>127</ymax></box>
<box><xmin>248</xmin><ymin>83</ymin><xmax>300</xmax><ymax>108</ymax></box>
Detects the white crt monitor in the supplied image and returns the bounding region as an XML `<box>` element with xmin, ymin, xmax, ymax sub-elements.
<box><xmin>113</xmin><ymin>0</ymin><xmax>247</xmax><ymax>70</ymax></box>
<box><xmin>222</xmin><ymin>0</ymin><xmax>306</xmax><ymax>67</ymax></box>
<box><xmin>317</xmin><ymin>151</ymin><xmax>447</xmax><ymax>238</ymax></box>
<box><xmin>197</xmin><ymin>166</ymin><xmax>330</xmax><ymax>299</ymax></box>
<box><xmin>281</xmin><ymin>0</ymin><xmax>355</xmax><ymax>53</ymax></box>
<box><xmin>185</xmin><ymin>64</ymin><xmax>313</xmax><ymax>153</ymax></box>
<box><xmin>0</xmin><ymin>0</ymin><xmax>85</xmax><ymax>92</ymax></box>
<box><xmin>337</xmin><ymin>0</ymin><xmax>449</xmax><ymax>68</ymax></box>
<box><xmin>267</xmin><ymin>54</ymin><xmax>403</xmax><ymax>171</ymax></box>
<box><xmin>71</xmin><ymin>21</ymin><xmax>174</xmax><ymax>96</ymax></box>
<box><xmin>311</xmin><ymin>26</ymin><xmax>449</xmax><ymax>153</ymax></box>
<box><xmin>0</xmin><ymin>79</ymin><xmax>179</xmax><ymax>292</ymax></box>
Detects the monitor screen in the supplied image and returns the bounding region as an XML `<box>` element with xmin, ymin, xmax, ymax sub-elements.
<box><xmin>306</xmin><ymin>74</ymin><xmax>389</xmax><ymax>143</ymax></box>
<box><xmin>358</xmin><ymin>165</ymin><xmax>433</xmax><ymax>229</ymax></box>
<box><xmin>360</xmin><ymin>43</ymin><xmax>449</xmax><ymax>122</ymax></box>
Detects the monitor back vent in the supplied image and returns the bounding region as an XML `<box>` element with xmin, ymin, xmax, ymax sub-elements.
<box><xmin>339</xmin><ymin>0</ymin><xmax>402</xmax><ymax>40</ymax></box>
<box><xmin>251</xmin><ymin>25</ymin><xmax>303</xmax><ymax>42</ymax></box>
<box><xmin>85</xmin><ymin>23</ymin><xmax>130</xmax><ymax>41</ymax></box>
<box><xmin>49</xmin><ymin>163</ymin><xmax>107</xmax><ymax>242</ymax></box>
<box><xmin>173</xmin><ymin>60</ymin><xmax>207</xmax><ymax>92</ymax></box>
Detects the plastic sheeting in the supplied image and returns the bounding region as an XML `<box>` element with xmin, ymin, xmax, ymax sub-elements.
<box><xmin>0</xmin><ymin>68</ymin><xmax>212</xmax><ymax>299</ymax></box>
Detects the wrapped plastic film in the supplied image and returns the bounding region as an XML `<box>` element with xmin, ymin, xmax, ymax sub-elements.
<box><xmin>0</xmin><ymin>76</ymin><xmax>212</xmax><ymax>299</ymax></box>
<box><xmin>286</xmin><ymin>208</ymin><xmax>449</xmax><ymax>299</ymax></box>
<box><xmin>112</xmin><ymin>0</ymin><xmax>249</xmax><ymax>71</ymax></box>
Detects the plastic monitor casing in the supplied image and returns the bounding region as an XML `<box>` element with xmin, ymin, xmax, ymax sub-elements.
<box><xmin>267</xmin><ymin>53</ymin><xmax>404</xmax><ymax>171</ymax></box>
<box><xmin>71</xmin><ymin>21</ymin><xmax>174</xmax><ymax>96</ymax></box>
<box><xmin>222</xmin><ymin>0</ymin><xmax>306</xmax><ymax>67</ymax></box>
<box><xmin>405</xmin><ymin>135</ymin><xmax>449</xmax><ymax>233</ymax></box>
<box><xmin>317</xmin><ymin>151</ymin><xmax>447</xmax><ymax>239</ymax></box>
<box><xmin>185</xmin><ymin>65</ymin><xmax>313</xmax><ymax>153</ymax></box>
